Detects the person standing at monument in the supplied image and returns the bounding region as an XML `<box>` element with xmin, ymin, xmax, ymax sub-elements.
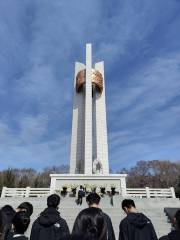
<box><xmin>16</xmin><ymin>202</ymin><xmax>33</xmax><ymax>218</ymax></box>
<box><xmin>119</xmin><ymin>199</ymin><xmax>158</xmax><ymax>240</ymax></box>
<box><xmin>0</xmin><ymin>209</ymin><xmax>7</xmax><ymax>240</ymax></box>
<box><xmin>30</xmin><ymin>194</ymin><xmax>70</xmax><ymax>240</ymax></box>
<box><xmin>159</xmin><ymin>209</ymin><xmax>180</xmax><ymax>240</ymax></box>
<box><xmin>86</xmin><ymin>193</ymin><xmax>115</xmax><ymax>240</ymax></box>
<box><xmin>77</xmin><ymin>186</ymin><xmax>85</xmax><ymax>205</ymax></box>
<box><xmin>9</xmin><ymin>211</ymin><xmax>30</xmax><ymax>240</ymax></box>
<box><xmin>71</xmin><ymin>207</ymin><xmax>107</xmax><ymax>240</ymax></box>
<box><xmin>3</xmin><ymin>202</ymin><xmax>33</xmax><ymax>240</ymax></box>
<box><xmin>1</xmin><ymin>205</ymin><xmax>16</xmax><ymax>240</ymax></box>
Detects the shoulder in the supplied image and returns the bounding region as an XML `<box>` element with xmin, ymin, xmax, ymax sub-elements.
<box><xmin>59</xmin><ymin>216</ymin><xmax>67</xmax><ymax>223</ymax></box>
<box><xmin>32</xmin><ymin>218</ymin><xmax>40</xmax><ymax>227</ymax></box>
<box><xmin>14</xmin><ymin>236</ymin><xmax>28</xmax><ymax>240</ymax></box>
<box><xmin>78</xmin><ymin>189</ymin><xmax>83</xmax><ymax>192</ymax></box>
<box><xmin>31</xmin><ymin>218</ymin><xmax>38</xmax><ymax>226</ymax></box>
<box><xmin>102</xmin><ymin>212</ymin><xmax>111</xmax><ymax>219</ymax></box>
<box><xmin>121</xmin><ymin>216</ymin><xmax>128</xmax><ymax>223</ymax></box>
<box><xmin>139</xmin><ymin>212</ymin><xmax>150</xmax><ymax>220</ymax></box>
<box><xmin>159</xmin><ymin>236</ymin><xmax>168</xmax><ymax>240</ymax></box>
<box><xmin>57</xmin><ymin>216</ymin><xmax>69</xmax><ymax>227</ymax></box>
<box><xmin>31</xmin><ymin>218</ymin><xmax>42</xmax><ymax>232</ymax></box>
<box><xmin>120</xmin><ymin>217</ymin><xmax>128</xmax><ymax>227</ymax></box>
<box><xmin>102</xmin><ymin>212</ymin><xmax>113</xmax><ymax>224</ymax></box>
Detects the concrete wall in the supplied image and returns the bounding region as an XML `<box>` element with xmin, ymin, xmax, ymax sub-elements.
<box><xmin>70</xmin><ymin>62</ymin><xmax>85</xmax><ymax>174</ymax></box>
<box><xmin>94</xmin><ymin>62</ymin><xmax>109</xmax><ymax>174</ymax></box>
<box><xmin>50</xmin><ymin>174</ymin><xmax>127</xmax><ymax>195</ymax></box>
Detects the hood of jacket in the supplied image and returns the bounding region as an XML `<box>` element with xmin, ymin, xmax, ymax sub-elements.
<box><xmin>168</xmin><ymin>230</ymin><xmax>180</xmax><ymax>240</ymax></box>
<box><xmin>38</xmin><ymin>207</ymin><xmax>60</xmax><ymax>227</ymax></box>
<box><xmin>127</xmin><ymin>213</ymin><xmax>151</xmax><ymax>229</ymax></box>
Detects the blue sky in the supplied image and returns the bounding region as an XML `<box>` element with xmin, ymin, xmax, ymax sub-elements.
<box><xmin>0</xmin><ymin>0</ymin><xmax>180</xmax><ymax>171</ymax></box>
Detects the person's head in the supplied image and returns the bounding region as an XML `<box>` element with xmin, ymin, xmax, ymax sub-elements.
<box><xmin>47</xmin><ymin>194</ymin><xmax>60</xmax><ymax>208</ymax></box>
<box><xmin>80</xmin><ymin>185</ymin><xmax>83</xmax><ymax>189</ymax></box>
<box><xmin>121</xmin><ymin>199</ymin><xmax>136</xmax><ymax>214</ymax></box>
<box><xmin>1</xmin><ymin>205</ymin><xmax>15</xmax><ymax>223</ymax></box>
<box><xmin>12</xmin><ymin>211</ymin><xmax>30</xmax><ymax>234</ymax></box>
<box><xmin>174</xmin><ymin>210</ymin><xmax>180</xmax><ymax>229</ymax></box>
<box><xmin>72</xmin><ymin>207</ymin><xmax>107</xmax><ymax>240</ymax></box>
<box><xmin>17</xmin><ymin>202</ymin><xmax>33</xmax><ymax>217</ymax></box>
<box><xmin>86</xmin><ymin>193</ymin><xmax>101</xmax><ymax>207</ymax></box>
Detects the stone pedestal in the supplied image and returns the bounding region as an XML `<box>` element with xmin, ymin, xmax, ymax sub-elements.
<box><xmin>50</xmin><ymin>174</ymin><xmax>127</xmax><ymax>197</ymax></box>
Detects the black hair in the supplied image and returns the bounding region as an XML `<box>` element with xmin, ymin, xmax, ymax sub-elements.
<box><xmin>72</xmin><ymin>208</ymin><xmax>107</xmax><ymax>240</ymax></box>
<box><xmin>86</xmin><ymin>193</ymin><xmax>101</xmax><ymax>205</ymax></box>
<box><xmin>47</xmin><ymin>194</ymin><xmax>60</xmax><ymax>208</ymax></box>
<box><xmin>175</xmin><ymin>209</ymin><xmax>180</xmax><ymax>229</ymax></box>
<box><xmin>121</xmin><ymin>199</ymin><xmax>136</xmax><ymax>210</ymax></box>
<box><xmin>1</xmin><ymin>205</ymin><xmax>15</xmax><ymax>223</ymax></box>
<box><xmin>17</xmin><ymin>202</ymin><xmax>33</xmax><ymax>217</ymax></box>
<box><xmin>12</xmin><ymin>211</ymin><xmax>30</xmax><ymax>234</ymax></box>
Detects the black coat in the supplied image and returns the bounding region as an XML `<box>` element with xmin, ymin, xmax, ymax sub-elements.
<box><xmin>159</xmin><ymin>230</ymin><xmax>180</xmax><ymax>240</ymax></box>
<box><xmin>30</xmin><ymin>207</ymin><xmax>70</xmax><ymax>240</ymax></box>
<box><xmin>103</xmin><ymin>212</ymin><xmax>115</xmax><ymax>240</ymax></box>
<box><xmin>119</xmin><ymin>212</ymin><xmax>158</xmax><ymax>240</ymax></box>
<box><xmin>8</xmin><ymin>234</ymin><xmax>28</xmax><ymax>240</ymax></box>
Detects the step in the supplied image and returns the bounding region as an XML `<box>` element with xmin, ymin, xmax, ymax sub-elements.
<box><xmin>1</xmin><ymin>196</ymin><xmax>179</xmax><ymax>239</ymax></box>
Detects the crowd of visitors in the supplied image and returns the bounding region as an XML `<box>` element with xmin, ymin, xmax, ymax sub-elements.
<box><xmin>0</xmin><ymin>193</ymin><xmax>179</xmax><ymax>240</ymax></box>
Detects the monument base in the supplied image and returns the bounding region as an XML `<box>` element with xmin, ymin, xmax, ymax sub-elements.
<box><xmin>50</xmin><ymin>174</ymin><xmax>127</xmax><ymax>197</ymax></box>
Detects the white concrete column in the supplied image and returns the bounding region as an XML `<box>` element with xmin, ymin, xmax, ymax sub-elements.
<box><xmin>121</xmin><ymin>177</ymin><xmax>127</xmax><ymax>197</ymax></box>
<box><xmin>50</xmin><ymin>176</ymin><xmax>56</xmax><ymax>194</ymax></box>
<box><xmin>84</xmin><ymin>43</ymin><xmax>92</xmax><ymax>174</ymax></box>
<box><xmin>95</xmin><ymin>62</ymin><xmax>109</xmax><ymax>174</ymax></box>
<box><xmin>145</xmin><ymin>187</ymin><xmax>150</xmax><ymax>198</ymax></box>
<box><xmin>1</xmin><ymin>187</ymin><xmax>7</xmax><ymax>198</ymax></box>
<box><xmin>25</xmin><ymin>186</ymin><xmax>30</xmax><ymax>197</ymax></box>
<box><xmin>70</xmin><ymin>62</ymin><xmax>86</xmax><ymax>174</ymax></box>
<box><xmin>170</xmin><ymin>187</ymin><xmax>176</xmax><ymax>198</ymax></box>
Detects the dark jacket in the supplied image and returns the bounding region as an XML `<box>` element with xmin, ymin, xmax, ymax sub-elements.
<box><xmin>103</xmin><ymin>212</ymin><xmax>115</xmax><ymax>240</ymax></box>
<box><xmin>10</xmin><ymin>235</ymin><xmax>28</xmax><ymax>240</ymax></box>
<box><xmin>119</xmin><ymin>212</ymin><xmax>158</xmax><ymax>240</ymax></box>
<box><xmin>78</xmin><ymin>189</ymin><xmax>85</xmax><ymax>197</ymax></box>
<box><xmin>14</xmin><ymin>237</ymin><xmax>28</xmax><ymax>240</ymax></box>
<box><xmin>5</xmin><ymin>231</ymin><xmax>13</xmax><ymax>240</ymax></box>
<box><xmin>159</xmin><ymin>230</ymin><xmax>180</xmax><ymax>240</ymax></box>
<box><xmin>30</xmin><ymin>207</ymin><xmax>70</xmax><ymax>240</ymax></box>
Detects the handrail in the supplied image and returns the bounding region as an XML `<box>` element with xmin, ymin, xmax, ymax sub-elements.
<box><xmin>126</xmin><ymin>187</ymin><xmax>176</xmax><ymax>198</ymax></box>
<box><xmin>0</xmin><ymin>186</ymin><xmax>176</xmax><ymax>198</ymax></box>
<box><xmin>1</xmin><ymin>187</ymin><xmax>50</xmax><ymax>198</ymax></box>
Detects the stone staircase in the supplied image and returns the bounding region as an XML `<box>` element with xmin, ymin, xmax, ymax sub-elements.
<box><xmin>0</xmin><ymin>196</ymin><xmax>179</xmax><ymax>239</ymax></box>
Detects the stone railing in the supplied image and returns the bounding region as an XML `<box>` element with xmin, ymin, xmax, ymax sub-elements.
<box><xmin>126</xmin><ymin>187</ymin><xmax>176</xmax><ymax>198</ymax></box>
<box><xmin>1</xmin><ymin>187</ymin><xmax>50</xmax><ymax>198</ymax></box>
<box><xmin>0</xmin><ymin>186</ymin><xmax>176</xmax><ymax>198</ymax></box>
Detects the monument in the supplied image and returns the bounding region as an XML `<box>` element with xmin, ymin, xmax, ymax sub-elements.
<box><xmin>50</xmin><ymin>44</ymin><xmax>127</xmax><ymax>196</ymax></box>
<box><xmin>70</xmin><ymin>43</ymin><xmax>109</xmax><ymax>175</ymax></box>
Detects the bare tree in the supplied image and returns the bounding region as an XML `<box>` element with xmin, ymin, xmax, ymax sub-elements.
<box><xmin>118</xmin><ymin>160</ymin><xmax>180</xmax><ymax>196</ymax></box>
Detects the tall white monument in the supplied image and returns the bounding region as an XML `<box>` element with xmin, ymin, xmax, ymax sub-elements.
<box><xmin>70</xmin><ymin>44</ymin><xmax>109</xmax><ymax>175</ymax></box>
<box><xmin>50</xmin><ymin>44</ymin><xmax>127</xmax><ymax>195</ymax></box>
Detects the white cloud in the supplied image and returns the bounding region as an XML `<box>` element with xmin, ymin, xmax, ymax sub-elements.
<box><xmin>107</xmin><ymin>52</ymin><xmax>180</xmax><ymax>168</ymax></box>
<box><xmin>19</xmin><ymin>114</ymin><xmax>49</xmax><ymax>144</ymax></box>
<box><xmin>0</xmin><ymin>0</ymin><xmax>180</xmax><ymax>170</ymax></box>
